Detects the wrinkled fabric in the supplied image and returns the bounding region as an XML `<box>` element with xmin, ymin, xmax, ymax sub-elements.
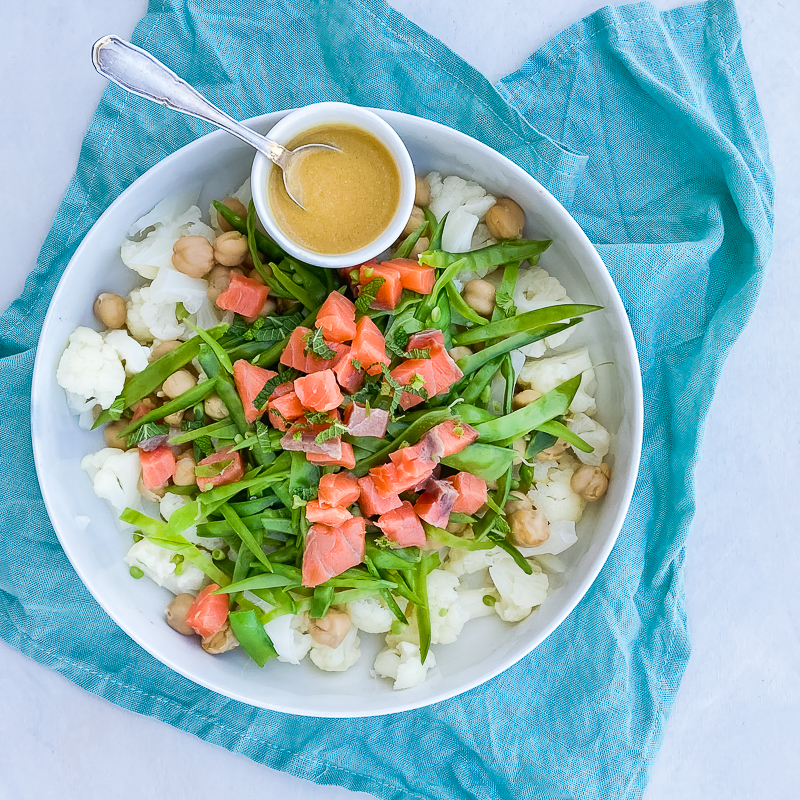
<box><xmin>0</xmin><ymin>1</ymin><xmax>772</xmax><ymax>798</ymax></box>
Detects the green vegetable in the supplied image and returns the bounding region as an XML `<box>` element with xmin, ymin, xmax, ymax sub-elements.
<box><xmin>365</xmin><ymin>541</ymin><xmax>422</xmax><ymax>570</ymax></box>
<box><xmin>423</xmin><ymin>523</ymin><xmax>495</xmax><ymax>551</ymax></box>
<box><xmin>487</xmin><ymin>531</ymin><xmax>533</xmax><ymax>574</ymax></box>
<box><xmin>185</xmin><ymin>320</ymin><xmax>233</xmax><ymax>374</ymax></box>
<box><xmin>168</xmin><ymin>419</ymin><xmax>238</xmax><ymax>445</ymax></box>
<box><xmin>228</xmin><ymin>609</ymin><xmax>278</xmax><ymax>667</ymax></box>
<box><xmin>393</xmin><ymin>221</ymin><xmax>429</xmax><ymax>260</ymax></box>
<box><xmin>414</xmin><ymin>552</ymin><xmax>439</xmax><ymax>663</ymax></box>
<box><xmin>445</xmin><ymin>282</ymin><xmax>487</xmax><ymax>327</ymax></box>
<box><xmin>309</xmin><ymin>585</ymin><xmax>335</xmax><ymax>618</ymax></box>
<box><xmin>356</xmin><ymin>277</ymin><xmax>386</xmax><ymax>313</ymax></box>
<box><xmin>428</xmin><ymin>211</ymin><xmax>448</xmax><ymax>251</ymax></box>
<box><xmin>534</xmin><ymin>418</ymin><xmax>593</xmax><ymax>452</ymax></box>
<box><xmin>212</xmin><ymin>573</ymin><xmax>298</xmax><ymax>594</ymax></box>
<box><xmin>440</xmin><ymin>442</ymin><xmax>517</xmax><ymax>482</ymax></box>
<box><xmin>129</xmin><ymin>566</ymin><xmax>144</xmax><ymax>579</ymax></box>
<box><xmin>420</xmin><ymin>239</ymin><xmax>551</xmax><ymax>274</ymax></box>
<box><xmin>303</xmin><ymin>326</ymin><xmax>336</xmax><ymax>359</ymax></box>
<box><xmin>125</xmin><ymin>422</ymin><xmax>169</xmax><ymax>449</ymax></box>
<box><xmin>220</xmin><ymin>505</ymin><xmax>273</xmax><ymax>572</ymax></box>
<box><xmin>414</xmin><ymin>257</ymin><xmax>466</xmax><ymax>323</ymax></box>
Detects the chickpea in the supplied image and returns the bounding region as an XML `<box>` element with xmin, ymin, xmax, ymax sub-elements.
<box><xmin>537</xmin><ymin>438</ymin><xmax>570</xmax><ymax>462</ymax></box>
<box><xmin>162</xmin><ymin>369</ymin><xmax>197</xmax><ymax>399</ymax></box>
<box><xmin>448</xmin><ymin>345</ymin><xmax>472</xmax><ymax>362</ymax></box>
<box><xmin>415</xmin><ymin>175</ymin><xmax>431</xmax><ymax>207</ymax></box>
<box><xmin>202</xmin><ymin>621</ymin><xmax>239</xmax><ymax>654</ymax></box>
<box><xmin>308</xmin><ymin>608</ymin><xmax>351</xmax><ymax>649</ymax></box>
<box><xmin>486</xmin><ymin>197</ymin><xmax>525</xmax><ymax>240</ymax></box>
<box><xmin>446</xmin><ymin>521</ymin><xmax>469</xmax><ymax>535</ymax></box>
<box><xmin>217</xmin><ymin>196</ymin><xmax>247</xmax><ymax>232</ymax></box>
<box><xmin>213</xmin><ymin>230</ymin><xmax>249</xmax><ymax>267</ymax></box>
<box><xmin>103</xmin><ymin>420</ymin><xmax>129</xmax><ymax>450</ymax></box>
<box><xmin>149</xmin><ymin>339</ymin><xmax>181</xmax><ymax>362</ymax></box>
<box><xmin>571</xmin><ymin>463</ymin><xmax>611</xmax><ymax>501</ymax></box>
<box><xmin>410</xmin><ymin>236</ymin><xmax>430</xmax><ymax>258</ymax></box>
<box><xmin>174</xmin><ymin>454</ymin><xmax>197</xmax><ymax>487</ymax></box>
<box><xmin>93</xmin><ymin>293</ymin><xmax>127</xmax><ymax>329</ymax></box>
<box><xmin>163</xmin><ymin>410</ymin><xmax>184</xmax><ymax>426</ymax></box>
<box><xmin>277</xmin><ymin>297</ymin><xmax>300</xmax><ymax>314</ymax></box>
<box><xmin>508</xmin><ymin>507</ymin><xmax>550</xmax><ymax>548</ymax></box>
<box><xmin>204</xmin><ymin>394</ymin><xmax>229</xmax><ymax>420</ymax></box>
<box><xmin>165</xmin><ymin>593</ymin><xmax>196</xmax><ymax>636</ymax></box>
<box><xmin>248</xmin><ymin>269</ymin><xmax>265</xmax><ymax>285</ymax></box>
<box><xmin>402</xmin><ymin>205</ymin><xmax>426</xmax><ymax>238</ymax></box>
<box><xmin>462</xmin><ymin>280</ymin><xmax>496</xmax><ymax>318</ymax></box>
<box><xmin>173</xmin><ymin>235</ymin><xmax>215</xmax><ymax>279</ymax></box>
<box><xmin>138</xmin><ymin>476</ymin><xmax>166</xmax><ymax>502</ymax></box>
<box><xmin>512</xmin><ymin>389</ymin><xmax>542</xmax><ymax>410</ymax></box>
<box><xmin>505</xmin><ymin>493</ymin><xmax>533</xmax><ymax>516</ymax></box>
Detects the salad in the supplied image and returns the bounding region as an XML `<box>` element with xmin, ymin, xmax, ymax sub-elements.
<box><xmin>56</xmin><ymin>171</ymin><xmax>612</xmax><ymax>690</ymax></box>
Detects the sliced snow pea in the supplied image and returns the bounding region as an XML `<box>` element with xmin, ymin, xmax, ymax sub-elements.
<box><xmin>119</xmin><ymin>380</ymin><xmax>218</xmax><ymax>437</ymax></box>
<box><xmin>454</xmin><ymin>404</ymin><xmax>498</xmax><ymax>425</ymax></box>
<box><xmin>289</xmin><ymin>451</ymin><xmax>320</xmax><ymax>500</ymax></box>
<box><xmin>285</xmin><ymin>255</ymin><xmax>329</xmax><ymax>307</ymax></box>
<box><xmin>197</xmin><ymin>345</ymin><xmax>248</xmax><ymax>434</ymax></box>
<box><xmin>440</xmin><ymin>442</ymin><xmax>517</xmax><ymax>482</ymax></box>
<box><xmin>457</xmin><ymin>358</ymin><xmax>503</xmax><ymax>405</ymax></box>
<box><xmin>342</xmin><ymin>435</ymin><xmax>386</xmax><ymax>454</ymax></box>
<box><xmin>212</xmin><ymin>572</ymin><xmax>297</xmax><ymax>595</ymax></box>
<box><xmin>168</xmin><ymin>419</ymin><xmax>238</xmax><ymax>445</ymax></box>
<box><xmin>245</xmin><ymin>210</ymin><xmax>292</xmax><ymax>298</ymax></box>
<box><xmin>454</xmin><ymin>304</ymin><xmax>601</xmax><ymax>346</ymax></box>
<box><xmin>456</xmin><ymin>321</ymin><xmax>579</xmax><ymax>377</ymax></box>
<box><xmin>427</xmin><ymin>292</ymin><xmax>452</xmax><ymax>348</ymax></box>
<box><xmin>364</xmin><ymin>555</ymin><xmax>408</xmax><ymax>624</ymax></box>
<box><xmin>353</xmin><ymin>408</ymin><xmax>454</xmax><ymax>476</ymax></box>
<box><xmin>270</xmin><ymin>258</ymin><xmax>316</xmax><ymax>309</ymax></box>
<box><xmin>423</xmin><ymin>522</ymin><xmax>495</xmax><ymax>551</ymax></box>
<box><xmin>428</xmin><ymin>211</ymin><xmax>448</xmax><ymax>251</ymax></box>
<box><xmin>487</xmin><ymin>531</ymin><xmax>533</xmax><ymax>574</ymax></box>
<box><xmin>228</xmin><ymin>609</ymin><xmax>278</xmax><ymax>667</ymax></box>
<box><xmin>185</xmin><ymin>319</ymin><xmax>234</xmax><ymax>374</ymax></box>
<box><xmin>420</xmin><ymin>239</ymin><xmax>551</xmax><ymax>274</ymax></box>
<box><xmin>534</xmin><ymin>418</ymin><xmax>593</xmax><ymax>452</ymax></box>
<box><xmin>228</xmin><ymin>493</ymin><xmax>282</xmax><ymax>516</ymax></box>
<box><xmin>477</xmin><ymin>374</ymin><xmax>581</xmax><ymax>444</ymax></box>
<box><xmin>414</xmin><ymin>257</ymin><xmax>466</xmax><ymax>323</ymax></box>
<box><xmin>213</xmin><ymin>199</ymin><xmax>285</xmax><ymax>262</ymax></box>
<box><xmin>414</xmin><ymin>551</ymin><xmax>440</xmax><ymax>663</ymax></box>
<box><xmin>445</xmin><ymin>282</ymin><xmax>487</xmax><ymax>327</ymax></box>
<box><xmin>501</xmin><ymin>356</ymin><xmax>514</xmax><ymax>416</ymax></box>
<box><xmin>309</xmin><ymin>585</ymin><xmax>335</xmax><ymax>618</ymax></box>
<box><xmin>220</xmin><ymin>504</ymin><xmax>273</xmax><ymax>572</ymax></box>
<box><xmin>393</xmin><ymin>221</ymin><xmax>429</xmax><ymax>259</ymax></box>
<box><xmin>472</xmin><ymin>467</ymin><xmax>513</xmax><ymax>540</ymax></box>
<box><xmin>365</xmin><ymin>540</ymin><xmax>421</xmax><ymax>570</ymax></box>
<box><xmin>93</xmin><ymin>326</ymin><xmax>228</xmax><ymax>428</ymax></box>
<box><xmin>492</xmin><ymin>261</ymin><xmax>520</xmax><ymax>320</ymax></box>
<box><xmin>525</xmin><ymin>429</ymin><xmax>558</xmax><ymax>460</ymax></box>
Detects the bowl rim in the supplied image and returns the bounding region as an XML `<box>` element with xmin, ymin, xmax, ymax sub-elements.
<box><xmin>31</xmin><ymin>107</ymin><xmax>643</xmax><ymax>717</ymax></box>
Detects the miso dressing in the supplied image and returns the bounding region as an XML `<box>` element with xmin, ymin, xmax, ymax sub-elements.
<box><xmin>268</xmin><ymin>124</ymin><xmax>400</xmax><ymax>255</ymax></box>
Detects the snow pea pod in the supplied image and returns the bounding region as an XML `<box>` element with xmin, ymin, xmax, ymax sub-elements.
<box><xmin>534</xmin><ymin>418</ymin><xmax>593</xmax><ymax>453</ymax></box>
<box><xmin>93</xmin><ymin>326</ymin><xmax>228</xmax><ymax>427</ymax></box>
<box><xmin>423</xmin><ymin>522</ymin><xmax>495</xmax><ymax>551</ymax></box>
<box><xmin>185</xmin><ymin>319</ymin><xmax>233</xmax><ymax>374</ymax></box>
<box><xmin>454</xmin><ymin>404</ymin><xmax>498</xmax><ymax>425</ymax></box>
<box><xmin>245</xmin><ymin>204</ymin><xmax>292</xmax><ymax>298</ymax></box>
<box><xmin>420</xmin><ymin>239</ymin><xmax>551</xmax><ymax>274</ymax></box>
<box><xmin>440</xmin><ymin>442</ymin><xmax>517</xmax><ymax>482</ymax></box>
<box><xmin>309</xmin><ymin>585</ymin><xmax>335</xmax><ymax>618</ymax></box>
<box><xmin>197</xmin><ymin>345</ymin><xmax>249</xmax><ymax>435</ymax></box>
<box><xmin>212</xmin><ymin>573</ymin><xmax>297</xmax><ymax>595</ymax></box>
<box><xmin>270</xmin><ymin>259</ymin><xmax>316</xmax><ymax>309</ymax></box>
<box><xmin>228</xmin><ymin>609</ymin><xmax>278</xmax><ymax>666</ymax></box>
<box><xmin>220</xmin><ymin>504</ymin><xmax>273</xmax><ymax>572</ymax></box>
<box><xmin>364</xmin><ymin>555</ymin><xmax>408</xmax><ymax>624</ymax></box>
<box><xmin>427</xmin><ymin>291</ymin><xmax>452</xmax><ymax>348</ymax></box>
<box><xmin>472</xmin><ymin>467</ymin><xmax>513</xmax><ymax>540</ymax></box>
<box><xmin>475</xmin><ymin>374</ymin><xmax>581</xmax><ymax>443</ymax></box>
<box><xmin>393</xmin><ymin>221</ymin><xmax>429</xmax><ymax>259</ymax></box>
<box><xmin>501</xmin><ymin>356</ymin><xmax>514</xmax><ymax>416</ymax></box>
<box><xmin>454</xmin><ymin>304</ymin><xmax>601</xmax><ymax>346</ymax></box>
<box><xmin>457</xmin><ymin>358</ymin><xmax>503</xmax><ymax>405</ymax></box>
<box><xmin>414</xmin><ymin>551</ymin><xmax>440</xmax><ymax>663</ymax></box>
<box><xmin>119</xmin><ymin>378</ymin><xmax>218</xmax><ymax>436</ymax></box>
<box><xmin>445</xmin><ymin>282</ymin><xmax>487</xmax><ymax>327</ymax></box>
<box><xmin>213</xmin><ymin>199</ymin><xmax>285</xmax><ymax>262</ymax></box>
<box><xmin>168</xmin><ymin>419</ymin><xmax>237</xmax><ymax>445</ymax></box>
<box><xmin>414</xmin><ymin>257</ymin><xmax>466</xmax><ymax>323</ymax></box>
<box><xmin>227</xmin><ymin>493</ymin><xmax>282</xmax><ymax>516</ymax></box>
<box><xmin>487</xmin><ymin>531</ymin><xmax>533</xmax><ymax>574</ymax></box>
<box><xmin>428</xmin><ymin>211</ymin><xmax>448</xmax><ymax>251</ymax></box>
<box><xmin>365</xmin><ymin>541</ymin><xmax>421</xmax><ymax>570</ymax></box>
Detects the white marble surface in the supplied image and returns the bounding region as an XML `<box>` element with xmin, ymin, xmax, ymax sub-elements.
<box><xmin>1</xmin><ymin>1</ymin><xmax>798</xmax><ymax>798</ymax></box>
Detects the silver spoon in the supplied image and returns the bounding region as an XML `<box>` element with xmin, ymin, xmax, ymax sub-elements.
<box><xmin>91</xmin><ymin>35</ymin><xmax>337</xmax><ymax>209</ymax></box>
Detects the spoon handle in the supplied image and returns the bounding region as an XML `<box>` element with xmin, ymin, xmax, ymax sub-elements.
<box><xmin>92</xmin><ymin>35</ymin><xmax>285</xmax><ymax>162</ymax></box>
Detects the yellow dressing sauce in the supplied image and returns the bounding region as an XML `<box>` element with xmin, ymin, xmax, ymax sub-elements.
<box><xmin>268</xmin><ymin>124</ymin><xmax>400</xmax><ymax>255</ymax></box>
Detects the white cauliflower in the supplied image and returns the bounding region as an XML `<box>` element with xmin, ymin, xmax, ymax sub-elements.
<box><xmin>121</xmin><ymin>193</ymin><xmax>215</xmax><ymax>280</ymax></box>
<box><xmin>64</xmin><ymin>390</ymin><xmax>98</xmax><ymax>430</ymax></box>
<box><xmin>489</xmin><ymin>555</ymin><xmax>549</xmax><ymax>622</ymax></box>
<box><xmin>443</xmin><ymin>546</ymin><xmax>507</xmax><ymax>578</ymax></box>
<box><xmin>521</xmin><ymin>520</ymin><xmax>578</xmax><ymax>557</ymax></box>
<box><xmin>126</xmin><ymin>286</ymin><xmax>184</xmax><ymax>343</ymax></box>
<box><xmin>80</xmin><ymin>448</ymin><xmax>142</xmax><ymax>526</ymax></box>
<box><xmin>442</xmin><ymin>207</ymin><xmax>479</xmax><ymax>253</ymax></box>
<box><xmin>348</xmin><ymin>597</ymin><xmax>393</xmax><ymax>633</ymax></box>
<box><xmin>456</xmin><ymin>587</ymin><xmax>497</xmax><ymax>620</ymax></box>
<box><xmin>471</xmin><ymin>222</ymin><xmax>495</xmax><ymax>250</ymax></box>
<box><xmin>124</xmin><ymin>538</ymin><xmax>206</xmax><ymax>595</ymax></box>
<box><xmin>427</xmin><ymin>569</ymin><xmax>471</xmax><ymax>645</ymax></box>
<box><xmin>513</xmin><ymin>267</ymin><xmax>577</xmax><ymax>356</ymax></box>
<box><xmin>103</xmin><ymin>329</ymin><xmax>150</xmax><ymax>375</ymax></box>
<box><xmin>529</xmin><ymin>463</ymin><xmax>586</xmax><ymax>524</ymax></box>
<box><xmin>427</xmin><ymin>172</ymin><xmax>496</xmax><ymax>222</ymax></box>
<box><xmin>265</xmin><ymin>613</ymin><xmax>312</xmax><ymax>665</ymax></box>
<box><xmin>518</xmin><ymin>348</ymin><xmax>597</xmax><ymax>415</ymax></box>
<box><xmin>57</xmin><ymin>327</ymin><xmax>126</xmax><ymax>409</ymax></box>
<box><xmin>567</xmin><ymin>413</ymin><xmax>611</xmax><ymax>466</ymax></box>
<box><xmin>159</xmin><ymin>493</ymin><xmax>224</xmax><ymax>550</ymax></box>
<box><xmin>373</xmin><ymin>641</ymin><xmax>436</xmax><ymax>690</ymax></box>
<box><xmin>309</xmin><ymin>626</ymin><xmax>361</xmax><ymax>672</ymax></box>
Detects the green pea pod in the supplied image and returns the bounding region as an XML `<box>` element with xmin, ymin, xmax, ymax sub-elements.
<box><xmin>453</xmin><ymin>404</ymin><xmax>498</xmax><ymax>425</ymax></box>
<box><xmin>487</xmin><ymin>531</ymin><xmax>533</xmax><ymax>574</ymax></box>
<box><xmin>445</xmin><ymin>282</ymin><xmax>487</xmax><ymax>327</ymax></box>
<box><xmin>185</xmin><ymin>319</ymin><xmax>233</xmax><ymax>374</ymax></box>
<box><xmin>422</xmin><ymin>522</ymin><xmax>496</xmax><ymax>551</ymax></box>
<box><xmin>364</xmin><ymin>555</ymin><xmax>408</xmax><ymax>624</ymax></box>
<box><xmin>220</xmin><ymin>504</ymin><xmax>273</xmax><ymax>572</ymax></box>
<box><xmin>119</xmin><ymin>379</ymin><xmax>218</xmax><ymax>437</ymax></box>
<box><xmin>475</xmin><ymin>374</ymin><xmax>581</xmax><ymax>443</ymax></box>
<box><xmin>457</xmin><ymin>358</ymin><xmax>503</xmax><ymax>405</ymax></box>
<box><xmin>501</xmin><ymin>356</ymin><xmax>514</xmax><ymax>416</ymax></box>
<box><xmin>525</xmin><ymin>429</ymin><xmax>558</xmax><ymax>460</ymax></box>
<box><xmin>422</xmin><ymin>207</ymin><xmax>438</xmax><ymax>238</ymax></box>
<box><xmin>342</xmin><ymin>434</ymin><xmax>386</xmax><ymax>454</ymax></box>
<box><xmin>440</xmin><ymin>443</ymin><xmax>517</xmax><ymax>482</ymax></box>
<box><xmin>213</xmin><ymin>572</ymin><xmax>297</xmax><ymax>595</ymax></box>
<box><xmin>428</xmin><ymin>292</ymin><xmax>452</xmax><ymax>349</ymax></box>
<box><xmin>365</xmin><ymin>541</ymin><xmax>421</xmax><ymax>570</ymax></box>
<box><xmin>168</xmin><ymin>419</ymin><xmax>238</xmax><ymax>445</ymax></box>
<box><xmin>353</xmin><ymin>408</ymin><xmax>454</xmax><ymax>476</ymax></box>
<box><xmin>213</xmin><ymin>199</ymin><xmax>285</xmax><ymax>262</ymax></box>
<box><xmin>228</xmin><ymin>609</ymin><xmax>278</xmax><ymax>667</ymax></box>
<box><xmin>227</xmin><ymin>494</ymin><xmax>282</xmax><ymax>516</ymax></box>
<box><xmin>414</xmin><ymin>559</ymin><xmax>431</xmax><ymax>663</ymax></box>
<box><xmin>420</xmin><ymin>239</ymin><xmax>551</xmax><ymax>274</ymax></box>
<box><xmin>428</xmin><ymin>211</ymin><xmax>448</xmax><ymax>251</ymax></box>
<box><xmin>309</xmin><ymin>585</ymin><xmax>335</xmax><ymax>618</ymax></box>
<box><xmin>472</xmin><ymin>467</ymin><xmax>513</xmax><ymax>540</ymax></box>
<box><xmin>392</xmin><ymin>221</ymin><xmax>429</xmax><ymax>260</ymax></box>
<box><xmin>197</xmin><ymin>346</ymin><xmax>247</xmax><ymax>433</ymax></box>
<box><xmin>456</xmin><ymin>321</ymin><xmax>579</xmax><ymax>377</ymax></box>
<box><xmin>289</xmin><ymin>451</ymin><xmax>320</xmax><ymax>500</ymax></box>
<box><xmin>414</xmin><ymin>256</ymin><xmax>466</xmax><ymax>323</ymax></box>
<box><xmin>271</xmin><ymin>259</ymin><xmax>316</xmax><ymax>309</ymax></box>
<box><xmin>534</xmin><ymin>418</ymin><xmax>594</xmax><ymax>452</ymax></box>
<box><xmin>93</xmin><ymin>326</ymin><xmax>228</xmax><ymax>428</ymax></box>
<box><xmin>285</xmin><ymin>256</ymin><xmax>329</xmax><ymax>307</ymax></box>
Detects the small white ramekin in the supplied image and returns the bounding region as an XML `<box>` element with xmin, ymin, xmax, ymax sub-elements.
<box><xmin>251</xmin><ymin>102</ymin><xmax>415</xmax><ymax>268</ymax></box>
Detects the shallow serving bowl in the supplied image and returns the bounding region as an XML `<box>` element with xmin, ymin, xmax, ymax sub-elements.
<box><xmin>31</xmin><ymin>109</ymin><xmax>643</xmax><ymax>717</ymax></box>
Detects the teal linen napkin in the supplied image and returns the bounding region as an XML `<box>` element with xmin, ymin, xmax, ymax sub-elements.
<box><xmin>0</xmin><ymin>1</ymin><xmax>773</xmax><ymax>798</ymax></box>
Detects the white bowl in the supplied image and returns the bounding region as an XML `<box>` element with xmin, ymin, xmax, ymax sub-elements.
<box><xmin>251</xmin><ymin>102</ymin><xmax>415</xmax><ymax>268</ymax></box>
<box><xmin>31</xmin><ymin>109</ymin><xmax>643</xmax><ymax>717</ymax></box>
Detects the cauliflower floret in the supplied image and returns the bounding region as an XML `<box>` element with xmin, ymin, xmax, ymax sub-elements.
<box><xmin>373</xmin><ymin>641</ymin><xmax>436</xmax><ymax>690</ymax></box>
<box><xmin>159</xmin><ymin>493</ymin><xmax>223</xmax><ymax>550</ymax></box>
<box><xmin>427</xmin><ymin>173</ymin><xmax>496</xmax><ymax>221</ymax></box>
<box><xmin>309</xmin><ymin>626</ymin><xmax>361</xmax><ymax>672</ymax></box>
<box><xmin>471</xmin><ymin>222</ymin><xmax>496</xmax><ymax>250</ymax></box>
<box><xmin>489</xmin><ymin>555</ymin><xmax>549</xmax><ymax>622</ymax></box>
<box><xmin>126</xmin><ymin>286</ymin><xmax>184</xmax><ymax>343</ymax></box>
<box><xmin>427</xmin><ymin>569</ymin><xmax>471</xmax><ymax>645</ymax></box>
<box><xmin>121</xmin><ymin>193</ymin><xmax>215</xmax><ymax>280</ymax></box>
<box><xmin>57</xmin><ymin>327</ymin><xmax>126</xmax><ymax>409</ymax></box>
<box><xmin>520</xmin><ymin>520</ymin><xmax>578</xmax><ymax>556</ymax></box>
<box><xmin>103</xmin><ymin>329</ymin><xmax>151</xmax><ymax>375</ymax></box>
<box><xmin>124</xmin><ymin>538</ymin><xmax>206</xmax><ymax>595</ymax></box>
<box><xmin>265</xmin><ymin>613</ymin><xmax>312</xmax><ymax>665</ymax></box>
<box><xmin>567</xmin><ymin>412</ymin><xmax>611</xmax><ymax>466</ymax></box>
<box><xmin>529</xmin><ymin>463</ymin><xmax>586</xmax><ymax>523</ymax></box>
<box><xmin>442</xmin><ymin>208</ymin><xmax>479</xmax><ymax>253</ymax></box>
<box><xmin>349</xmin><ymin>597</ymin><xmax>393</xmax><ymax>633</ymax></box>
<box><xmin>65</xmin><ymin>390</ymin><xmax>98</xmax><ymax>430</ymax></box>
<box><xmin>518</xmin><ymin>348</ymin><xmax>597</xmax><ymax>415</ymax></box>
<box><xmin>513</xmin><ymin>267</ymin><xmax>577</xmax><ymax>356</ymax></box>
<box><xmin>443</xmin><ymin>546</ymin><xmax>507</xmax><ymax>578</ymax></box>
<box><xmin>81</xmin><ymin>448</ymin><xmax>142</xmax><ymax>525</ymax></box>
<box><xmin>456</xmin><ymin>587</ymin><xmax>497</xmax><ymax>620</ymax></box>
